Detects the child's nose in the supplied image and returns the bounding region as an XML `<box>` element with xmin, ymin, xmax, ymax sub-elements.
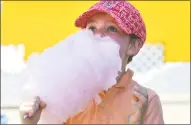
<box><xmin>94</xmin><ymin>30</ymin><xmax>106</xmax><ymax>37</ymax></box>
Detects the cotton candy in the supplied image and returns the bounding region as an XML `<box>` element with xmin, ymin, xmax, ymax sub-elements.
<box><xmin>22</xmin><ymin>30</ymin><xmax>122</xmax><ymax>124</ymax></box>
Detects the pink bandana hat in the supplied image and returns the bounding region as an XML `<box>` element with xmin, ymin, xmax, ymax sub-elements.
<box><xmin>75</xmin><ymin>0</ymin><xmax>146</xmax><ymax>44</ymax></box>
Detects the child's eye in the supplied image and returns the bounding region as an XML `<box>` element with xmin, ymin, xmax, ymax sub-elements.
<box><xmin>107</xmin><ymin>26</ymin><xmax>118</xmax><ymax>33</ymax></box>
<box><xmin>88</xmin><ymin>26</ymin><xmax>97</xmax><ymax>32</ymax></box>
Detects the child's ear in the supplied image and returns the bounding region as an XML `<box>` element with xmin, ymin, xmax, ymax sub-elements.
<box><xmin>126</xmin><ymin>39</ymin><xmax>142</xmax><ymax>56</ymax></box>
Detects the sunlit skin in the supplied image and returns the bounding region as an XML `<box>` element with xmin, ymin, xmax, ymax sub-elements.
<box><xmin>86</xmin><ymin>12</ymin><xmax>141</xmax><ymax>60</ymax></box>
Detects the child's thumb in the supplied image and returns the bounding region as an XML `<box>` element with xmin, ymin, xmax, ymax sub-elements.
<box><xmin>39</xmin><ymin>100</ymin><xmax>46</xmax><ymax>110</ymax></box>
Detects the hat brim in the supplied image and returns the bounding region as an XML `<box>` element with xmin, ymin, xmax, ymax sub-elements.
<box><xmin>74</xmin><ymin>8</ymin><xmax>132</xmax><ymax>35</ymax></box>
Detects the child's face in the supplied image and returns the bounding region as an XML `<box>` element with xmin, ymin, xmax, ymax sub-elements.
<box><xmin>86</xmin><ymin>13</ymin><xmax>132</xmax><ymax>59</ymax></box>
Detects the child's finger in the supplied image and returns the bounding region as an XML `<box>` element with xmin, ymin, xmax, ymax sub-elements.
<box><xmin>28</xmin><ymin>109</ymin><xmax>35</xmax><ymax>118</ymax></box>
<box><xmin>20</xmin><ymin>105</ymin><xmax>35</xmax><ymax>118</ymax></box>
<box><xmin>20</xmin><ymin>99</ymin><xmax>41</xmax><ymax>118</ymax></box>
<box><xmin>39</xmin><ymin>100</ymin><xmax>46</xmax><ymax>110</ymax></box>
<box><xmin>31</xmin><ymin>96</ymin><xmax>41</xmax><ymax>112</ymax></box>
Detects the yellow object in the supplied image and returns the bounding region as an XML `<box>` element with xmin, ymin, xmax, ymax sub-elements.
<box><xmin>1</xmin><ymin>1</ymin><xmax>190</xmax><ymax>61</ymax></box>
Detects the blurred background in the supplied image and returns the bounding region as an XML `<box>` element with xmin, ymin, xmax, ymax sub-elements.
<box><xmin>1</xmin><ymin>1</ymin><xmax>190</xmax><ymax>124</ymax></box>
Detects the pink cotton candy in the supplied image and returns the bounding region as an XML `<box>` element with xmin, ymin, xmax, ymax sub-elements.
<box><xmin>22</xmin><ymin>30</ymin><xmax>122</xmax><ymax>124</ymax></box>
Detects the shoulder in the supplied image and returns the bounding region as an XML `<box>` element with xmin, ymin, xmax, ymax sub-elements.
<box><xmin>131</xmin><ymin>80</ymin><xmax>164</xmax><ymax>124</ymax></box>
<box><xmin>131</xmin><ymin>80</ymin><xmax>160</xmax><ymax>102</ymax></box>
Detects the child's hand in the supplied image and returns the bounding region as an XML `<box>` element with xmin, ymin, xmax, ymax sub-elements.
<box><xmin>19</xmin><ymin>96</ymin><xmax>46</xmax><ymax>124</ymax></box>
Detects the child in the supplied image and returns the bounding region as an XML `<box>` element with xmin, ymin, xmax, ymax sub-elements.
<box><xmin>19</xmin><ymin>1</ymin><xmax>164</xmax><ymax>124</ymax></box>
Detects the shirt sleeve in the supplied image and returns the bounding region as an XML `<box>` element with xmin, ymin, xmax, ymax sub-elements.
<box><xmin>144</xmin><ymin>94</ymin><xmax>164</xmax><ymax>124</ymax></box>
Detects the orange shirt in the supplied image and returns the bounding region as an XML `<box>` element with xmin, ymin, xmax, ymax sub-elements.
<box><xmin>65</xmin><ymin>70</ymin><xmax>164</xmax><ymax>124</ymax></box>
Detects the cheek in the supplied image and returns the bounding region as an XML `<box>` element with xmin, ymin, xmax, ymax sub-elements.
<box><xmin>108</xmin><ymin>34</ymin><xmax>125</xmax><ymax>46</ymax></box>
<box><xmin>108</xmin><ymin>33</ymin><xmax>127</xmax><ymax>58</ymax></box>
